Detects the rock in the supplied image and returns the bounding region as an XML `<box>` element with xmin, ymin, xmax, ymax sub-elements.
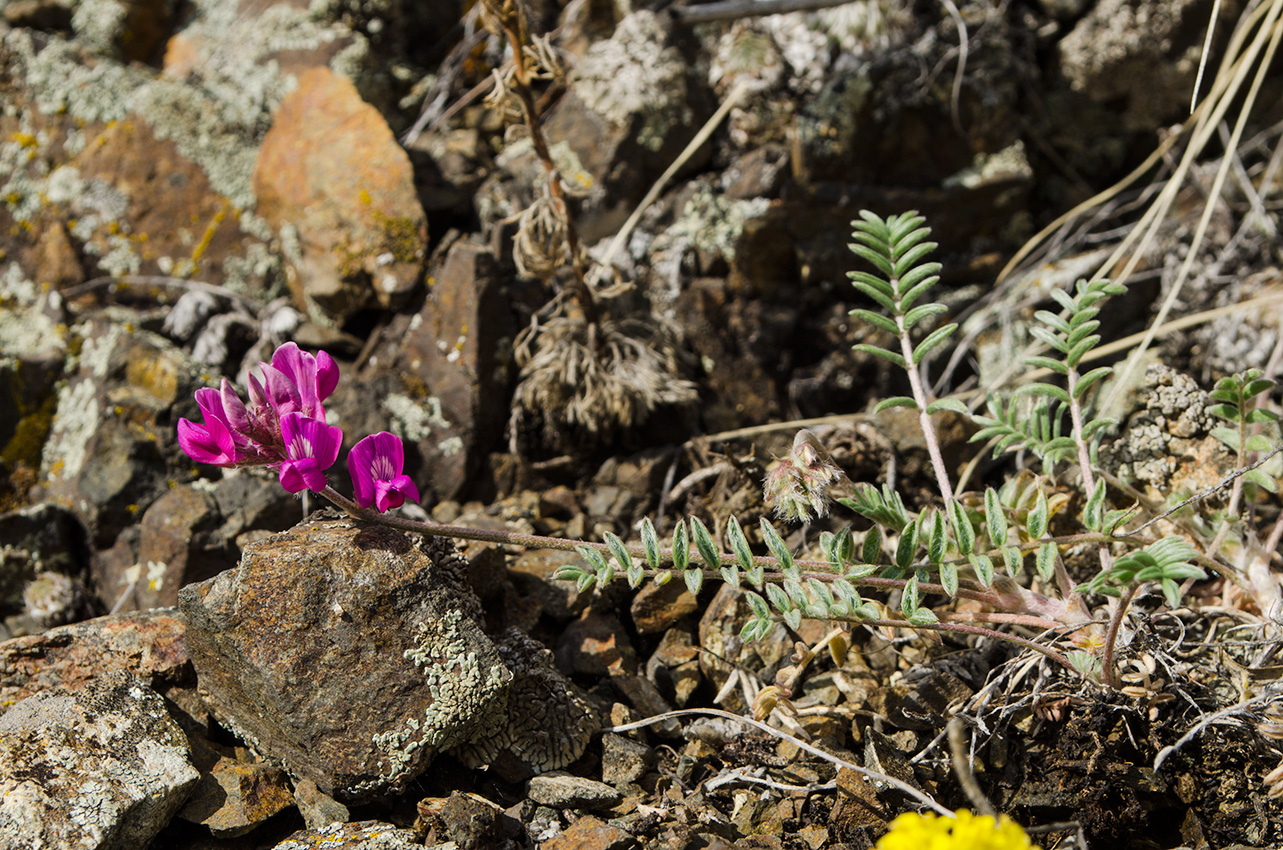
<box><xmin>127</xmin><ymin>484</ymin><xmax>228</xmax><ymax>610</ymax></box>
<box><xmin>36</xmin><ymin>316</ymin><xmax>202</xmax><ymax>548</ymax></box>
<box><xmin>526</xmin><ymin>772</ymin><xmax>622</xmax><ymax>810</ymax></box>
<box><xmin>609</xmin><ymin>674</ymin><xmax>681</xmax><ymax>738</ymax></box>
<box><xmin>601</xmin><ymin>733</ymin><xmax>656</xmax><ymax>787</ymax></box>
<box><xmin>0</xmin><ymin>502</ymin><xmax>90</xmax><ymax>606</ymax></box>
<box><xmin>178</xmin><ymin>517</ymin><xmax>511</xmax><ymax>802</ymax></box>
<box><xmin>647</xmin><ymin>626</ymin><xmax>702</xmax><ymax>707</ymax></box>
<box><xmin>254</xmin><ymin>66</ymin><xmax>427</xmax><ymax>325</ymax></box>
<box><xmin>542</xmin><ymin>10</ymin><xmax>714</xmax><ymax>243</ymax></box>
<box><xmin>1058</xmin><ymin>0</ymin><xmax>1209</xmax><ymax>133</ymax></box>
<box><xmin>416</xmin><ymin>791</ymin><xmax>516</xmax><ymax>850</ymax></box>
<box><xmin>453</xmin><ymin>629</ymin><xmax>600</xmax><ymax>782</ymax></box>
<box><xmin>0</xmin><ymin>608</ymin><xmax>190</xmax><ymax>712</ymax></box>
<box><xmin>178</xmin><ymin>755</ymin><xmax>295</xmax><ymax>838</ymax></box>
<box><xmin>1101</xmin><ymin>364</ymin><xmax>1235</xmax><ymax>503</ymax></box>
<box><xmin>293</xmin><ymin>777</ymin><xmax>350</xmax><ymax>831</ymax></box>
<box><xmin>556</xmin><ymin>607</ymin><xmax>638</xmax><ymax>676</ymax></box>
<box><xmin>540</xmin><ymin>815</ymin><xmax>637</xmax><ymax>850</ymax></box>
<box><xmin>508</xmin><ymin>548</ymin><xmax>593</xmax><ymax>623</ymax></box>
<box><xmin>272</xmin><ymin>820</ymin><xmax>423</xmax><ymax>850</ymax></box>
<box><xmin>0</xmin><ymin>313</ymin><xmax>65</xmax><ymax>499</ymax></box>
<box><xmin>631</xmin><ymin>579</ymin><xmax>699</xmax><ymax>635</ymax></box>
<box><xmin>0</xmin><ymin>671</ymin><xmax>199</xmax><ymax>849</ymax></box>
<box><xmin>387</xmin><ymin>238</ymin><xmax>516</xmax><ymax>503</ymax></box>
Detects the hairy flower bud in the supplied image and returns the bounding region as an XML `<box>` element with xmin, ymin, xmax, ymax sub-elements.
<box><xmin>763</xmin><ymin>429</ymin><xmax>848</xmax><ymax>523</ymax></box>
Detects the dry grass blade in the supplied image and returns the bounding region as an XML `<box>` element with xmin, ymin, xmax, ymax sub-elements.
<box><xmin>606</xmin><ymin>707</ymin><xmax>956</xmax><ymax>816</ymax></box>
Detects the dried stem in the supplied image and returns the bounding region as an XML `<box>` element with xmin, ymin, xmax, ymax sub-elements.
<box><xmin>494</xmin><ymin>10</ymin><xmax>596</xmax><ymax>324</ymax></box>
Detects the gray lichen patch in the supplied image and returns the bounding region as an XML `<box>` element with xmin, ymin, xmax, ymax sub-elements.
<box><xmin>363</xmin><ymin>610</ymin><xmax>512</xmax><ymax>795</ymax></box>
<box><xmin>452</xmin><ymin>629</ymin><xmax>600</xmax><ymax>777</ymax></box>
<box><xmin>571</xmin><ymin>11</ymin><xmax>691</xmax><ymax>152</ymax></box>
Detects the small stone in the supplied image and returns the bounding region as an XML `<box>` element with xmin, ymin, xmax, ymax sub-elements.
<box><xmin>556</xmin><ymin>608</ymin><xmax>637</xmax><ymax>676</ymax></box>
<box><xmin>416</xmin><ymin>791</ymin><xmax>513</xmax><ymax>850</ymax></box>
<box><xmin>293</xmin><ymin>777</ymin><xmax>349</xmax><ymax>831</ymax></box>
<box><xmin>131</xmin><ymin>484</ymin><xmax>227</xmax><ymax>610</ymax></box>
<box><xmin>631</xmin><ymin>579</ymin><xmax>699</xmax><ymax>635</ymax></box>
<box><xmin>178</xmin><ymin>756</ymin><xmax>294</xmax><ymax>837</ymax></box>
<box><xmin>506</xmin><ymin>550</ymin><xmax>592</xmax><ymax>623</ymax></box>
<box><xmin>601</xmin><ymin>734</ymin><xmax>656</xmax><ymax>787</ymax></box>
<box><xmin>540</xmin><ymin>815</ymin><xmax>637</xmax><ymax>850</ymax></box>
<box><xmin>527</xmin><ymin>772</ymin><xmax>622</xmax><ymax>810</ymax></box>
<box><xmin>609</xmin><ymin>674</ymin><xmax>680</xmax><ymax>738</ymax></box>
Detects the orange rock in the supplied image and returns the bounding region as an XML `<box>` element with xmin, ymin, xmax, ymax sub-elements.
<box><xmin>254</xmin><ymin>66</ymin><xmax>426</xmax><ymax>324</ymax></box>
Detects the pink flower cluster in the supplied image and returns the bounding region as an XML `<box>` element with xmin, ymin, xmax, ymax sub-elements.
<box><xmin>177</xmin><ymin>342</ymin><xmax>419</xmax><ymax>512</ymax></box>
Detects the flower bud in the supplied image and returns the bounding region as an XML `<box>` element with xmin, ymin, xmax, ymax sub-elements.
<box><xmin>763</xmin><ymin>429</ymin><xmax>848</xmax><ymax>523</ymax></box>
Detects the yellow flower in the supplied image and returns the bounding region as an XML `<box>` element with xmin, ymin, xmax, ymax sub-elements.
<box><xmin>876</xmin><ymin>810</ymin><xmax>1040</xmax><ymax>850</ymax></box>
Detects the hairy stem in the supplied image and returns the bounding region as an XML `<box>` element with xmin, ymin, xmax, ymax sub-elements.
<box><xmin>1101</xmin><ymin>583</ymin><xmax>1139</xmax><ymax>689</ymax></box>
<box><xmin>896</xmin><ymin>313</ymin><xmax>955</xmax><ymax>504</ymax></box>
<box><xmin>857</xmin><ymin>618</ymin><xmax>1077</xmax><ymax>673</ymax></box>
<box><xmin>1067</xmin><ymin>364</ymin><xmax>1113</xmax><ymax>583</ymax></box>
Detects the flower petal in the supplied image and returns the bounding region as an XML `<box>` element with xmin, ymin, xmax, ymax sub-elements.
<box><xmin>347</xmin><ymin>435</ymin><xmax>379</xmax><ymax>508</ymax></box>
<box><xmin>278</xmin><ymin>458</ymin><xmax>326</xmax><ymax>493</ymax></box>
<box><xmin>315</xmin><ymin>350</ymin><xmax>339</xmax><ymax>401</ymax></box>
<box><xmin>177</xmin><ymin>417</ymin><xmax>238</xmax><ymax>466</ymax></box>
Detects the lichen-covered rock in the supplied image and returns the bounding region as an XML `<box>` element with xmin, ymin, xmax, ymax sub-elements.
<box><xmin>0</xmin><ymin>502</ymin><xmax>90</xmax><ymax>611</ymax></box>
<box><xmin>254</xmin><ymin>66</ymin><xmax>427</xmax><ymax>325</ymax></box>
<box><xmin>0</xmin><ymin>608</ymin><xmax>190</xmax><ymax>712</ymax></box>
<box><xmin>1099</xmin><ymin>364</ymin><xmax>1236</xmax><ymax>501</ymax></box>
<box><xmin>1058</xmin><ymin>0</ymin><xmax>1210</xmax><ymax>132</ymax></box>
<box><xmin>35</xmin><ymin>314</ymin><xmax>201</xmax><ymax>548</ymax></box>
<box><xmin>178</xmin><ymin>517</ymin><xmax>511</xmax><ymax>802</ymax></box>
<box><xmin>177</xmin><ymin>755</ymin><xmax>295</xmax><ymax>838</ymax></box>
<box><xmin>453</xmin><ymin>628</ymin><xmax>600</xmax><ymax>780</ymax></box>
<box><xmin>0</xmin><ymin>670</ymin><xmax>199</xmax><ymax>849</ymax></box>
<box><xmin>271</xmin><ymin>820</ymin><xmax>423</xmax><ymax>850</ymax></box>
<box><xmin>539</xmin><ymin>10</ymin><xmax>714</xmax><ymax>243</ymax></box>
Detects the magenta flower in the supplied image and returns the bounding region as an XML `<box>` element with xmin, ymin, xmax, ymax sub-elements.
<box><xmin>176</xmin><ymin>386</ymin><xmax>241</xmax><ymax>466</ymax></box>
<box><xmin>258</xmin><ymin>342</ymin><xmax>338</xmax><ymax>422</ymax></box>
<box><xmin>277</xmin><ymin>413</ymin><xmax>343</xmax><ymax>493</ymax></box>
<box><xmin>348</xmin><ymin>432</ymin><xmax>419</xmax><ymax>512</ymax></box>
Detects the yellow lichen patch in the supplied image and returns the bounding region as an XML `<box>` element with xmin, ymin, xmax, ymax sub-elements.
<box><xmin>190</xmin><ymin>199</ymin><xmax>230</xmax><ymax>267</ymax></box>
<box><xmin>126</xmin><ymin>354</ymin><xmax>179</xmax><ymax>403</ymax></box>
<box><xmin>370</xmin><ymin>210</ymin><xmax>425</xmax><ymax>265</ymax></box>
